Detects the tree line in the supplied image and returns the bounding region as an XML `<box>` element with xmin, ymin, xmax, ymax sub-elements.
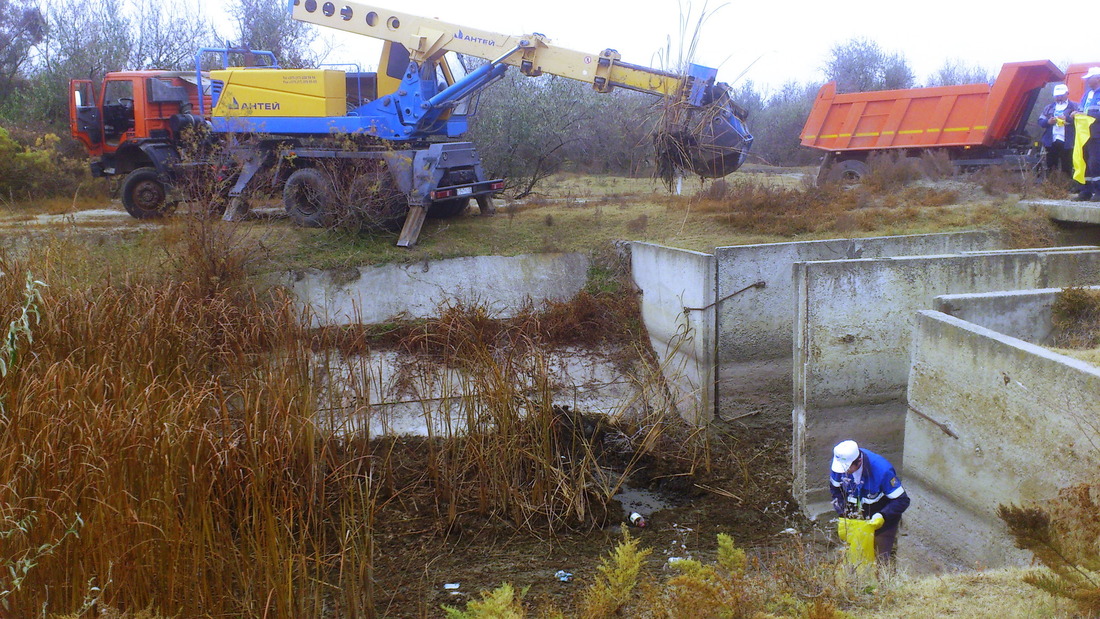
<box><xmin>0</xmin><ymin>0</ymin><xmax>993</xmax><ymax>191</ymax></box>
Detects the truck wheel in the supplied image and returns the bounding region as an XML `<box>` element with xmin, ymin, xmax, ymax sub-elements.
<box><xmin>121</xmin><ymin>167</ymin><xmax>173</xmax><ymax>219</ymax></box>
<box><xmin>427</xmin><ymin>198</ymin><xmax>470</xmax><ymax>219</ymax></box>
<box><xmin>284</xmin><ymin>168</ymin><xmax>333</xmax><ymax>228</ymax></box>
<box><xmin>827</xmin><ymin>159</ymin><xmax>869</xmax><ymax>185</ymax></box>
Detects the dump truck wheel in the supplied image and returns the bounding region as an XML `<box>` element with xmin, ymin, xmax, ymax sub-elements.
<box><xmin>427</xmin><ymin>198</ymin><xmax>470</xmax><ymax>219</ymax></box>
<box><xmin>284</xmin><ymin>168</ymin><xmax>333</xmax><ymax>228</ymax></box>
<box><xmin>827</xmin><ymin>159</ymin><xmax>869</xmax><ymax>185</ymax></box>
<box><xmin>121</xmin><ymin>167</ymin><xmax>174</xmax><ymax>219</ymax></box>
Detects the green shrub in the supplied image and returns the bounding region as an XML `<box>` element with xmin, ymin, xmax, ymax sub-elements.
<box><xmin>0</xmin><ymin>126</ymin><xmax>90</xmax><ymax>201</ymax></box>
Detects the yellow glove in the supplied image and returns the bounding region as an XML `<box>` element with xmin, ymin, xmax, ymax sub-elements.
<box><xmin>869</xmin><ymin>513</ymin><xmax>885</xmax><ymax>530</ymax></box>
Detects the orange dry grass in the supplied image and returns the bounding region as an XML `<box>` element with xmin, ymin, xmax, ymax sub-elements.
<box><xmin>0</xmin><ymin>252</ymin><xmax>378</xmax><ymax>616</ymax></box>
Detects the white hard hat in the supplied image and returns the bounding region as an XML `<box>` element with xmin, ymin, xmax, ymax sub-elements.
<box><xmin>1054</xmin><ymin>84</ymin><xmax>1069</xmax><ymax>96</ymax></box>
<box><xmin>831</xmin><ymin>440</ymin><xmax>860</xmax><ymax>474</ymax></box>
<box><xmin>1084</xmin><ymin>67</ymin><xmax>1100</xmax><ymax>80</ymax></box>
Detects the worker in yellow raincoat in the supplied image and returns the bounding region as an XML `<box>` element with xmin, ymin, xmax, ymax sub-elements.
<box><xmin>1072</xmin><ymin>67</ymin><xmax>1100</xmax><ymax>200</ymax></box>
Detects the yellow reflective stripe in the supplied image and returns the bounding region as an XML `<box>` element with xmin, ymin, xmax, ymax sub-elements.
<box><xmin>814</xmin><ymin>126</ymin><xmax>983</xmax><ymax>139</ymax></box>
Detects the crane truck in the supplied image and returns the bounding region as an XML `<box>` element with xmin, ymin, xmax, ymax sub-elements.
<box><xmin>70</xmin><ymin>4</ymin><xmax>753</xmax><ymax>246</ymax></box>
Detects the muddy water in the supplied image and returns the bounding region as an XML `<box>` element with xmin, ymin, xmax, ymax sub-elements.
<box><xmin>311</xmin><ymin>346</ymin><xmax>666</xmax><ymax>437</ymax></box>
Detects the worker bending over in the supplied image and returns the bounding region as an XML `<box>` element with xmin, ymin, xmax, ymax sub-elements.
<box><xmin>829</xmin><ymin>440</ymin><xmax>910</xmax><ymax>563</ymax></box>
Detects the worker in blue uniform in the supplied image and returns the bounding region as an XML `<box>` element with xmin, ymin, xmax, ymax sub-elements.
<box><xmin>829</xmin><ymin>439</ymin><xmax>910</xmax><ymax>563</ymax></box>
<box><xmin>1073</xmin><ymin>67</ymin><xmax>1100</xmax><ymax>201</ymax></box>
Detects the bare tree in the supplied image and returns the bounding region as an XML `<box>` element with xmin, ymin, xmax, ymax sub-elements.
<box><xmin>0</xmin><ymin>0</ymin><xmax>44</xmax><ymax>106</ymax></box>
<box><xmin>229</xmin><ymin>0</ymin><xmax>317</xmax><ymax>67</ymax></box>
<box><xmin>926</xmin><ymin>59</ymin><xmax>992</xmax><ymax>87</ymax></box>
<box><xmin>824</xmin><ymin>37</ymin><xmax>914</xmax><ymax>93</ymax></box>
<box><xmin>130</xmin><ymin>0</ymin><xmax>217</xmax><ymax>70</ymax></box>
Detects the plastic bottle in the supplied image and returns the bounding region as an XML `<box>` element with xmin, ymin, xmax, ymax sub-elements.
<box><xmin>629</xmin><ymin>512</ymin><xmax>647</xmax><ymax>527</ymax></box>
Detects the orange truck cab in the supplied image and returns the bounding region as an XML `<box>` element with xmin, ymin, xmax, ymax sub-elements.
<box><xmin>70</xmin><ymin>71</ymin><xmax>213</xmax><ymax>217</ymax></box>
<box><xmin>800</xmin><ymin>60</ymin><xmax>1065</xmax><ymax>184</ymax></box>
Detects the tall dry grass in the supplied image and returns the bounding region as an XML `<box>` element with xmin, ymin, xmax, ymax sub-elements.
<box><xmin>0</xmin><ymin>225</ymin><xmax>679</xmax><ymax>615</ymax></box>
<box><xmin>0</xmin><ymin>241</ymin><xmax>383</xmax><ymax>615</ymax></box>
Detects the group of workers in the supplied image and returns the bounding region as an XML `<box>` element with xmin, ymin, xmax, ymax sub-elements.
<box><xmin>1038</xmin><ymin>67</ymin><xmax>1100</xmax><ymax>200</ymax></box>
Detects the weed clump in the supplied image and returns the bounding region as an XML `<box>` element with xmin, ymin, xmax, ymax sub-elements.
<box><xmin>579</xmin><ymin>530</ymin><xmax>651</xmax><ymax>617</ymax></box>
<box><xmin>1051</xmin><ymin>286</ymin><xmax>1100</xmax><ymax>348</ymax></box>
<box><xmin>999</xmin><ymin>206</ymin><xmax>1059</xmax><ymax>249</ymax></box>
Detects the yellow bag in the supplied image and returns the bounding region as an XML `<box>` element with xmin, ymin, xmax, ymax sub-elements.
<box><xmin>837</xmin><ymin>517</ymin><xmax>877</xmax><ymax>570</ymax></box>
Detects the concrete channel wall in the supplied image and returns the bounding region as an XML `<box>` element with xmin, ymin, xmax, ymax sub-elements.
<box><xmin>793</xmin><ymin>249</ymin><xmax>1100</xmax><ymax>516</ymax></box>
<box><xmin>631</xmin><ymin>242</ymin><xmax>715</xmax><ymax>424</ymax></box>
<box><xmin>904</xmin><ymin>311</ymin><xmax>1100</xmax><ymax>568</ymax></box>
<box><xmin>714</xmin><ymin>232</ymin><xmax>1004</xmax><ymax>420</ymax></box>
<box><xmin>282</xmin><ymin>253</ymin><xmax>590</xmax><ymax>327</ymax></box>
<box><xmin>933</xmin><ymin>287</ymin><xmax>1100</xmax><ymax>344</ymax></box>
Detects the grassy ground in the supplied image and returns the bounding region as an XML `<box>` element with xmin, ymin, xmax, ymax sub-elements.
<box><xmin>0</xmin><ymin>166</ymin><xmax>1090</xmax><ymax>617</ymax></box>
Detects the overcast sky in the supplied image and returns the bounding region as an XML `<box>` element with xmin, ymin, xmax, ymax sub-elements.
<box><xmin>205</xmin><ymin>0</ymin><xmax>1098</xmax><ymax>93</ymax></box>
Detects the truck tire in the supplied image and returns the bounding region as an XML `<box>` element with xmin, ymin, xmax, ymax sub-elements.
<box><xmin>283</xmin><ymin>168</ymin><xmax>333</xmax><ymax>228</ymax></box>
<box><xmin>121</xmin><ymin>167</ymin><xmax>173</xmax><ymax>219</ymax></box>
<box><xmin>827</xmin><ymin>159</ymin><xmax>869</xmax><ymax>185</ymax></box>
<box><xmin>427</xmin><ymin>198</ymin><xmax>470</xmax><ymax>219</ymax></box>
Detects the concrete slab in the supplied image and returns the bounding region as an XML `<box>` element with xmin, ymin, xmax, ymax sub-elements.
<box><xmin>905</xmin><ymin>311</ymin><xmax>1100</xmax><ymax>568</ymax></box>
<box><xmin>714</xmin><ymin>232</ymin><xmax>1005</xmax><ymax>421</ymax></box>
<box><xmin>281</xmin><ymin>252</ymin><xmax>590</xmax><ymax>327</ymax></box>
<box><xmin>1027</xmin><ymin>198</ymin><xmax>1100</xmax><ymax>225</ymax></box>
<box><xmin>631</xmin><ymin>242</ymin><xmax>716</xmax><ymax>424</ymax></box>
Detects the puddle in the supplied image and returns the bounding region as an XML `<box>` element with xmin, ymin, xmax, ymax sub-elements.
<box><xmin>614</xmin><ymin>485</ymin><xmax>675</xmax><ymax>518</ymax></box>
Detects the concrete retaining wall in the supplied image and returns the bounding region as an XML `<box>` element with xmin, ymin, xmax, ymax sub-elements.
<box><xmin>631</xmin><ymin>242</ymin><xmax>715</xmax><ymax>424</ymax></box>
<box><xmin>904</xmin><ymin>311</ymin><xmax>1100</xmax><ymax>567</ymax></box>
<box><xmin>935</xmin><ymin>286</ymin><xmax>1100</xmax><ymax>345</ymax></box>
<box><xmin>793</xmin><ymin>249</ymin><xmax>1100</xmax><ymax>516</ymax></box>
<box><xmin>282</xmin><ymin>253</ymin><xmax>590</xmax><ymax>327</ymax></box>
<box><xmin>714</xmin><ymin>232</ymin><xmax>1003</xmax><ymax>420</ymax></box>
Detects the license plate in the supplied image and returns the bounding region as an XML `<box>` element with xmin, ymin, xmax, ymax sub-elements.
<box><xmin>456</xmin><ymin>187</ymin><xmax>472</xmax><ymax>196</ymax></box>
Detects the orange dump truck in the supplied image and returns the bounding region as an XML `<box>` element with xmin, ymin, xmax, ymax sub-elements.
<box><xmin>800</xmin><ymin>60</ymin><xmax>1064</xmax><ymax>184</ymax></box>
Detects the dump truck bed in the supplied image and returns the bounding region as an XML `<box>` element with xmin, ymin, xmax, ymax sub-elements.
<box><xmin>801</xmin><ymin>61</ymin><xmax>1064</xmax><ymax>153</ymax></box>
<box><xmin>1065</xmin><ymin>62</ymin><xmax>1100</xmax><ymax>102</ymax></box>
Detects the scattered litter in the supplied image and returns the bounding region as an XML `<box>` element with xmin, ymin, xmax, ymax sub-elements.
<box><xmin>554</xmin><ymin>570</ymin><xmax>573</xmax><ymax>582</ymax></box>
<box><xmin>444</xmin><ymin>583</ymin><xmax>460</xmax><ymax>590</ymax></box>
<box><xmin>629</xmin><ymin>512</ymin><xmax>647</xmax><ymax>527</ymax></box>
<box><xmin>781</xmin><ymin>527</ymin><xmax>798</xmax><ymax>535</ymax></box>
<box><xmin>667</xmin><ymin>556</ymin><xmax>688</xmax><ymax>564</ymax></box>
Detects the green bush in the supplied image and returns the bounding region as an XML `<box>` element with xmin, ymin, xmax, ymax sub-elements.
<box><xmin>0</xmin><ymin>126</ymin><xmax>90</xmax><ymax>202</ymax></box>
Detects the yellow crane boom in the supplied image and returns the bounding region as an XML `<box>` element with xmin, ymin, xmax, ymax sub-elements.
<box><xmin>290</xmin><ymin>0</ymin><xmax>690</xmax><ymax>99</ymax></box>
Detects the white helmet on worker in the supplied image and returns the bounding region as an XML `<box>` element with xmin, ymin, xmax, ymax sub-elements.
<box><xmin>1083</xmin><ymin>67</ymin><xmax>1100</xmax><ymax>81</ymax></box>
<box><xmin>1053</xmin><ymin>84</ymin><xmax>1069</xmax><ymax>96</ymax></box>
<box><xmin>831</xmin><ymin>440</ymin><xmax>861</xmax><ymax>473</ymax></box>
